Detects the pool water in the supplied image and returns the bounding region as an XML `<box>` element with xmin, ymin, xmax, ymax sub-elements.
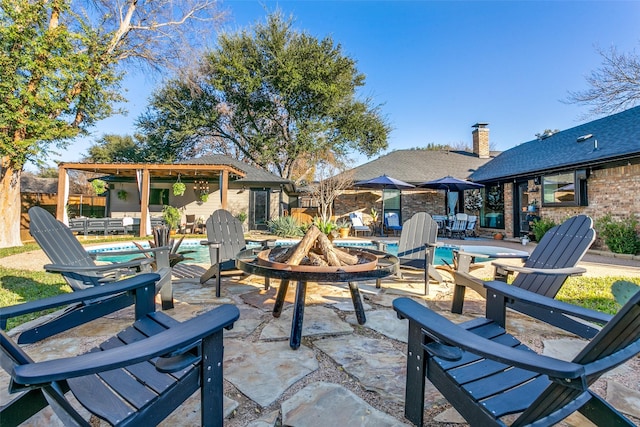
<box><xmin>90</xmin><ymin>239</ymin><xmax>459</xmax><ymax>266</ymax></box>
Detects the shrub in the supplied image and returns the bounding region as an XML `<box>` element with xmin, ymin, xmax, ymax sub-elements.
<box><xmin>312</xmin><ymin>217</ymin><xmax>338</xmax><ymax>235</ymax></box>
<box><xmin>595</xmin><ymin>214</ymin><xmax>640</xmax><ymax>254</ymax></box>
<box><xmin>268</xmin><ymin>216</ymin><xmax>305</xmax><ymax>237</ymax></box>
<box><xmin>531</xmin><ymin>217</ymin><xmax>557</xmax><ymax>242</ymax></box>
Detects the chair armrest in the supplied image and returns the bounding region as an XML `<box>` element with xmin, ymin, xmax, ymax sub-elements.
<box><xmin>426</xmin><ymin>242</ymin><xmax>444</xmax><ymax>249</ymax></box>
<box><xmin>490</xmin><ymin>262</ymin><xmax>586</xmax><ymax>277</ymax></box>
<box><xmin>44</xmin><ymin>258</ymin><xmax>154</xmax><ymax>274</ymax></box>
<box><xmin>12</xmin><ymin>304</ymin><xmax>239</xmax><ymax>384</ymax></box>
<box><xmin>484</xmin><ymin>280</ymin><xmax>613</xmax><ymax>325</ymax></box>
<box><xmin>94</xmin><ymin>246</ymin><xmax>171</xmax><ymax>257</ymax></box>
<box><xmin>456</xmin><ymin>250</ymin><xmax>491</xmax><ymax>259</ymax></box>
<box><xmin>200</xmin><ymin>240</ymin><xmax>222</xmax><ymax>248</ymax></box>
<box><xmin>0</xmin><ymin>274</ymin><xmax>160</xmax><ymax>323</ymax></box>
<box><xmin>393</xmin><ymin>297</ymin><xmax>585</xmax><ymax>379</ymax></box>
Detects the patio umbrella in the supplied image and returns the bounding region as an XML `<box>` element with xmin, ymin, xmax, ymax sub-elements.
<box><xmin>354</xmin><ymin>174</ymin><xmax>415</xmax><ymax>221</ymax></box>
<box><xmin>419</xmin><ymin>176</ymin><xmax>484</xmax><ymax>215</ymax></box>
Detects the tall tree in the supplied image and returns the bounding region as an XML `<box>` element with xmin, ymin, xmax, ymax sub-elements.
<box><xmin>566</xmin><ymin>44</ymin><xmax>640</xmax><ymax>116</ymax></box>
<box><xmin>0</xmin><ymin>0</ymin><xmax>224</xmax><ymax>248</ymax></box>
<box><xmin>137</xmin><ymin>12</ymin><xmax>390</xmax><ymax>179</ymax></box>
<box><xmin>84</xmin><ymin>134</ymin><xmax>145</xmax><ymax>163</ymax></box>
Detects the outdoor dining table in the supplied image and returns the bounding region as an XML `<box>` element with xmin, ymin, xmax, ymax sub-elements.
<box><xmin>236</xmin><ymin>247</ymin><xmax>399</xmax><ymax>349</ymax></box>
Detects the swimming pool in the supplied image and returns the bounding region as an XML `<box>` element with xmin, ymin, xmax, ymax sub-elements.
<box><xmin>88</xmin><ymin>239</ymin><xmax>460</xmax><ymax>265</ymax></box>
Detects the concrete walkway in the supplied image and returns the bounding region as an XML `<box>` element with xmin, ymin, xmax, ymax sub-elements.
<box><xmin>2</xmin><ymin>241</ymin><xmax>640</xmax><ymax>426</ymax></box>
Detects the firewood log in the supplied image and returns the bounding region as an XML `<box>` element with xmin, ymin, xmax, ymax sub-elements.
<box><xmin>286</xmin><ymin>225</ymin><xmax>321</xmax><ymax>265</ymax></box>
<box><xmin>308</xmin><ymin>251</ymin><xmax>329</xmax><ymax>266</ymax></box>
<box><xmin>272</xmin><ymin>244</ymin><xmax>297</xmax><ymax>263</ymax></box>
<box><xmin>317</xmin><ymin>232</ymin><xmax>341</xmax><ymax>266</ymax></box>
<box><xmin>333</xmin><ymin>247</ymin><xmax>359</xmax><ymax>265</ymax></box>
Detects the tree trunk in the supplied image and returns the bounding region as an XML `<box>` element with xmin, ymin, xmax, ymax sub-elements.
<box><xmin>0</xmin><ymin>157</ymin><xmax>24</xmax><ymax>248</ymax></box>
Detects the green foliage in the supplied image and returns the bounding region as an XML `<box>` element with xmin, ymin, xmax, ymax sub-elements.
<box><xmin>162</xmin><ymin>205</ymin><xmax>181</xmax><ymax>230</ymax></box>
<box><xmin>0</xmin><ymin>1</ymin><xmax>123</xmax><ymax>168</ymax></box>
<box><xmin>235</xmin><ymin>211</ymin><xmax>248</xmax><ymax>223</ymax></box>
<box><xmin>313</xmin><ymin>217</ymin><xmax>338</xmax><ymax>235</ymax></box>
<box><xmin>370</xmin><ymin>208</ymin><xmax>379</xmax><ymax>223</ymax></box>
<box><xmin>556</xmin><ymin>276</ymin><xmax>639</xmax><ymax>314</ymax></box>
<box><xmin>0</xmin><ymin>267</ymin><xmax>72</xmax><ymax>330</ymax></box>
<box><xmin>85</xmin><ymin>134</ymin><xmax>145</xmax><ymax>163</ymax></box>
<box><xmin>531</xmin><ymin>217</ymin><xmax>557</xmax><ymax>242</ymax></box>
<box><xmin>595</xmin><ymin>214</ymin><xmax>640</xmax><ymax>254</ymax></box>
<box><xmin>336</xmin><ymin>218</ymin><xmax>350</xmax><ymax>229</ymax></box>
<box><xmin>172</xmin><ymin>182</ymin><xmax>186</xmax><ymax>196</ymax></box>
<box><xmin>117</xmin><ymin>190</ymin><xmax>128</xmax><ymax>201</ymax></box>
<box><xmin>91</xmin><ymin>179</ymin><xmax>108</xmax><ymax>195</ymax></box>
<box><xmin>267</xmin><ymin>216</ymin><xmax>305</xmax><ymax>238</ymax></box>
<box><xmin>138</xmin><ymin>12</ymin><xmax>390</xmax><ymax>177</ymax></box>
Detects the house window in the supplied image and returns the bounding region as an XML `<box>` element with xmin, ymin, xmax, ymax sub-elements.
<box><xmin>383</xmin><ymin>189</ymin><xmax>401</xmax><ymax>222</ymax></box>
<box><xmin>542</xmin><ymin>171</ymin><xmax>587</xmax><ymax>206</ymax></box>
<box><xmin>480</xmin><ymin>183</ymin><xmax>504</xmax><ymax>229</ymax></box>
<box><xmin>149</xmin><ymin>188</ymin><xmax>170</xmax><ymax>205</ymax></box>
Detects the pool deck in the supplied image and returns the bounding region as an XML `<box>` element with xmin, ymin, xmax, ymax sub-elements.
<box><xmin>1</xmin><ymin>237</ymin><xmax>639</xmax><ymax>426</ymax></box>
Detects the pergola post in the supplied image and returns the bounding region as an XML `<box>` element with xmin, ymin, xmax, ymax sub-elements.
<box><xmin>139</xmin><ymin>168</ymin><xmax>151</xmax><ymax>237</ymax></box>
<box><xmin>220</xmin><ymin>170</ymin><xmax>229</xmax><ymax>210</ymax></box>
<box><xmin>56</xmin><ymin>166</ymin><xmax>69</xmax><ymax>223</ymax></box>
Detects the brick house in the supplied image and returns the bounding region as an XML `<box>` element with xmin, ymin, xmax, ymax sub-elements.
<box><xmin>333</xmin><ymin>125</ymin><xmax>497</xmax><ymax>226</ymax></box>
<box><xmin>469</xmin><ymin>106</ymin><xmax>640</xmax><ymax>241</ymax></box>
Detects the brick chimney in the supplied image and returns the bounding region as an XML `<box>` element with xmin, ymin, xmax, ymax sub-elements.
<box><xmin>472</xmin><ymin>122</ymin><xmax>490</xmax><ymax>158</ymax></box>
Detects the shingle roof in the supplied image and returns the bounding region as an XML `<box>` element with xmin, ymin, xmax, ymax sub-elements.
<box><xmin>348</xmin><ymin>149</ymin><xmax>496</xmax><ymax>184</ymax></box>
<box><xmin>20</xmin><ymin>176</ymin><xmax>58</xmax><ymax>194</ymax></box>
<box><xmin>470</xmin><ymin>106</ymin><xmax>640</xmax><ymax>182</ymax></box>
<box><xmin>181</xmin><ymin>155</ymin><xmax>291</xmax><ymax>185</ymax></box>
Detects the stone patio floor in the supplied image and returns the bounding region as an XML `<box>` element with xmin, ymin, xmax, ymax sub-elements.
<box><xmin>2</xmin><ymin>239</ymin><xmax>640</xmax><ymax>426</ymax></box>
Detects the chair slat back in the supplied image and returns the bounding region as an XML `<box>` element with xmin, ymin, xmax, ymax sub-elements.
<box><xmin>515</xmin><ymin>215</ymin><xmax>595</xmax><ymax>297</ymax></box>
<box><xmin>384</xmin><ymin>212</ymin><xmax>400</xmax><ymax>227</ymax></box>
<box><xmin>397</xmin><ymin>212</ymin><xmax>438</xmax><ymax>264</ymax></box>
<box><xmin>28</xmin><ymin>207</ymin><xmax>97</xmax><ymax>288</ymax></box>
<box><xmin>515</xmin><ymin>290</ymin><xmax>640</xmax><ymax>425</ymax></box>
<box><xmin>349</xmin><ymin>212</ymin><xmax>365</xmax><ymax>227</ymax></box>
<box><xmin>205</xmin><ymin>209</ymin><xmax>247</xmax><ymax>262</ymax></box>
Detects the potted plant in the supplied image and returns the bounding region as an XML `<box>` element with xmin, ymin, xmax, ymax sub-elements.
<box><xmin>370</xmin><ymin>208</ymin><xmax>379</xmax><ymax>226</ymax></box>
<box><xmin>117</xmin><ymin>190</ymin><xmax>128</xmax><ymax>201</ymax></box>
<box><xmin>199</xmin><ymin>193</ymin><xmax>209</xmax><ymax>203</ymax></box>
<box><xmin>528</xmin><ymin>199</ymin><xmax>538</xmax><ymax>212</ymax></box>
<box><xmin>336</xmin><ymin>219</ymin><xmax>351</xmax><ymax>238</ymax></box>
<box><xmin>162</xmin><ymin>205</ymin><xmax>181</xmax><ymax>231</ymax></box>
<box><xmin>172</xmin><ymin>182</ymin><xmax>186</xmax><ymax>196</ymax></box>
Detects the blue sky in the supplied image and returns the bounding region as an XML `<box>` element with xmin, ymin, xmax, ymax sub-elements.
<box><xmin>45</xmin><ymin>0</ymin><xmax>640</xmax><ymax>170</ymax></box>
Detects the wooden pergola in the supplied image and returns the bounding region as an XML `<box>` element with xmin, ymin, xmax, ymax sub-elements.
<box><xmin>57</xmin><ymin>162</ymin><xmax>246</xmax><ymax>237</ymax></box>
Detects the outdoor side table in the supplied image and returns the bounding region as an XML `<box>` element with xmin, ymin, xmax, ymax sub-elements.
<box><xmin>451</xmin><ymin>245</ymin><xmax>530</xmax><ymax>314</ymax></box>
<box><xmin>236</xmin><ymin>248</ymin><xmax>399</xmax><ymax>349</ymax></box>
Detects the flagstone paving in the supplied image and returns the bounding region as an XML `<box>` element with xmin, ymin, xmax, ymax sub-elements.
<box><xmin>4</xmin><ymin>252</ymin><xmax>640</xmax><ymax>426</ymax></box>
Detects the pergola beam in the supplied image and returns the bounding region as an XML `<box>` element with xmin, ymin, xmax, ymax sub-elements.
<box><xmin>55</xmin><ymin>162</ymin><xmax>247</xmax><ymax>233</ymax></box>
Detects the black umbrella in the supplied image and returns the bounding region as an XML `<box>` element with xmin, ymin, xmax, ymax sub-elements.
<box><xmin>354</xmin><ymin>174</ymin><xmax>415</xmax><ymax>223</ymax></box>
<box><xmin>419</xmin><ymin>176</ymin><xmax>484</xmax><ymax>215</ymax></box>
<box><xmin>418</xmin><ymin>175</ymin><xmax>484</xmax><ymax>192</ymax></box>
